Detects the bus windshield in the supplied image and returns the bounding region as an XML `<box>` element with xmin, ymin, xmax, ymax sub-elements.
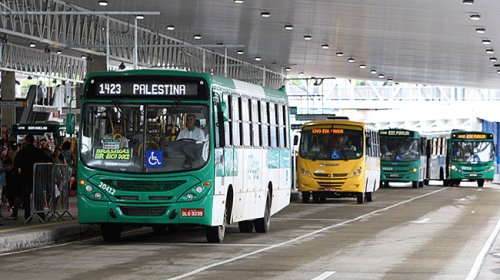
<box><xmin>80</xmin><ymin>103</ymin><xmax>210</xmax><ymax>173</ymax></box>
<box><xmin>451</xmin><ymin>141</ymin><xmax>494</xmax><ymax>163</ymax></box>
<box><xmin>381</xmin><ymin>138</ymin><xmax>419</xmax><ymax>162</ymax></box>
<box><xmin>299</xmin><ymin>127</ymin><xmax>363</xmax><ymax>160</ymax></box>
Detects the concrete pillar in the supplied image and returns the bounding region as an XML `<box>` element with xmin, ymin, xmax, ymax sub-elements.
<box><xmin>1</xmin><ymin>71</ymin><xmax>16</xmax><ymax>135</ymax></box>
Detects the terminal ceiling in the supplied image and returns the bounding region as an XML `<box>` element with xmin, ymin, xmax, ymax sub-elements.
<box><xmin>4</xmin><ymin>0</ymin><xmax>500</xmax><ymax>90</ymax></box>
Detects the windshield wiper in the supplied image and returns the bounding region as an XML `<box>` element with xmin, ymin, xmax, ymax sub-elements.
<box><xmin>112</xmin><ymin>99</ymin><xmax>133</xmax><ymax>128</ymax></box>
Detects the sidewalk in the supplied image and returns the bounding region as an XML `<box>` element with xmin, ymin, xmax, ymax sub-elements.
<box><xmin>0</xmin><ymin>196</ymin><xmax>100</xmax><ymax>254</ymax></box>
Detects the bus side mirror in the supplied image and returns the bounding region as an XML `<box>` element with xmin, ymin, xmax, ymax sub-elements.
<box><xmin>66</xmin><ymin>113</ymin><xmax>76</xmax><ymax>135</ymax></box>
<box><xmin>219</xmin><ymin>102</ymin><xmax>229</xmax><ymax>121</ymax></box>
<box><xmin>293</xmin><ymin>135</ymin><xmax>299</xmax><ymax>145</ymax></box>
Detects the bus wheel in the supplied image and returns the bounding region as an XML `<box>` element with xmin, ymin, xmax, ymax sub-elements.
<box><xmin>254</xmin><ymin>192</ymin><xmax>271</xmax><ymax>233</ymax></box>
<box><xmin>383</xmin><ymin>181</ymin><xmax>389</xmax><ymax>188</ymax></box>
<box><xmin>238</xmin><ymin>221</ymin><xmax>254</xmax><ymax>233</ymax></box>
<box><xmin>101</xmin><ymin>224</ymin><xmax>122</xmax><ymax>242</ymax></box>
<box><xmin>443</xmin><ymin>179</ymin><xmax>450</xmax><ymax>186</ymax></box>
<box><xmin>312</xmin><ymin>192</ymin><xmax>320</xmax><ymax>202</ymax></box>
<box><xmin>301</xmin><ymin>192</ymin><xmax>311</xmax><ymax>203</ymax></box>
<box><xmin>319</xmin><ymin>193</ymin><xmax>327</xmax><ymax>203</ymax></box>
<box><xmin>356</xmin><ymin>192</ymin><xmax>365</xmax><ymax>204</ymax></box>
<box><xmin>366</xmin><ymin>192</ymin><xmax>373</xmax><ymax>202</ymax></box>
<box><xmin>478</xmin><ymin>179</ymin><xmax>485</xmax><ymax>187</ymax></box>
<box><xmin>418</xmin><ymin>181</ymin><xmax>424</xmax><ymax>188</ymax></box>
<box><xmin>412</xmin><ymin>181</ymin><xmax>418</xmax><ymax>188</ymax></box>
<box><xmin>205</xmin><ymin>224</ymin><xmax>225</xmax><ymax>243</ymax></box>
<box><xmin>423</xmin><ymin>179</ymin><xmax>429</xmax><ymax>186</ymax></box>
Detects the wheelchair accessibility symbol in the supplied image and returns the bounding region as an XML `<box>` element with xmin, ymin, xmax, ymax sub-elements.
<box><xmin>146</xmin><ymin>150</ymin><xmax>163</xmax><ymax>168</ymax></box>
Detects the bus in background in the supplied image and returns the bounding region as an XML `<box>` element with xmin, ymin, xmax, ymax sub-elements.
<box><xmin>11</xmin><ymin>122</ymin><xmax>64</xmax><ymax>147</ymax></box>
<box><xmin>426</xmin><ymin>130</ymin><xmax>495</xmax><ymax>187</ymax></box>
<box><xmin>379</xmin><ymin>128</ymin><xmax>427</xmax><ymax>188</ymax></box>
<box><xmin>77</xmin><ymin>70</ymin><xmax>291</xmax><ymax>243</ymax></box>
<box><xmin>295</xmin><ymin>117</ymin><xmax>380</xmax><ymax>204</ymax></box>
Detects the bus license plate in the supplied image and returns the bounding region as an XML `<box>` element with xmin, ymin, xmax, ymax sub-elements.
<box><xmin>469</xmin><ymin>173</ymin><xmax>477</xmax><ymax>177</ymax></box>
<box><xmin>181</xmin><ymin>208</ymin><xmax>204</xmax><ymax>217</ymax></box>
<box><xmin>390</xmin><ymin>174</ymin><xmax>399</xmax><ymax>177</ymax></box>
<box><xmin>324</xmin><ymin>187</ymin><xmax>336</xmax><ymax>192</ymax></box>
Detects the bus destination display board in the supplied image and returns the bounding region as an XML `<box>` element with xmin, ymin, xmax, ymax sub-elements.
<box><xmin>312</xmin><ymin>128</ymin><xmax>344</xmax><ymax>134</ymax></box>
<box><xmin>379</xmin><ymin>130</ymin><xmax>414</xmax><ymax>137</ymax></box>
<box><xmin>85</xmin><ymin>76</ymin><xmax>208</xmax><ymax>99</ymax></box>
<box><xmin>454</xmin><ymin>133</ymin><xmax>491</xmax><ymax>139</ymax></box>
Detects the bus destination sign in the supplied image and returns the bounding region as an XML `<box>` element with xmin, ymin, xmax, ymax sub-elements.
<box><xmin>380</xmin><ymin>130</ymin><xmax>413</xmax><ymax>137</ymax></box>
<box><xmin>95</xmin><ymin>82</ymin><xmax>198</xmax><ymax>96</ymax></box>
<box><xmin>456</xmin><ymin>133</ymin><xmax>488</xmax><ymax>139</ymax></box>
<box><xmin>312</xmin><ymin>128</ymin><xmax>344</xmax><ymax>134</ymax></box>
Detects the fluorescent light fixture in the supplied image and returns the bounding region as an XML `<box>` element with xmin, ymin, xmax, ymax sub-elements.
<box><xmin>284</xmin><ymin>24</ymin><xmax>294</xmax><ymax>30</ymax></box>
<box><xmin>476</xmin><ymin>27</ymin><xmax>486</xmax><ymax>33</ymax></box>
<box><xmin>193</xmin><ymin>34</ymin><xmax>202</xmax><ymax>40</ymax></box>
<box><xmin>486</xmin><ymin>48</ymin><xmax>494</xmax><ymax>54</ymax></box>
<box><xmin>470</xmin><ymin>13</ymin><xmax>481</xmax><ymax>20</ymax></box>
<box><xmin>336</xmin><ymin>51</ymin><xmax>344</xmax><ymax>57</ymax></box>
<box><xmin>347</xmin><ymin>57</ymin><xmax>355</xmax><ymax>63</ymax></box>
<box><xmin>284</xmin><ymin>67</ymin><xmax>291</xmax><ymax>72</ymax></box>
<box><xmin>166</xmin><ymin>25</ymin><xmax>175</xmax><ymax>31</ymax></box>
<box><xmin>234</xmin><ymin>0</ymin><xmax>244</xmax><ymax>3</ymax></box>
<box><xmin>497</xmin><ymin>70</ymin><xmax>500</xmax><ymax>74</ymax></box>
<box><xmin>254</xmin><ymin>56</ymin><xmax>262</xmax><ymax>61</ymax></box>
<box><xmin>236</xmin><ymin>50</ymin><xmax>244</xmax><ymax>54</ymax></box>
<box><xmin>56</xmin><ymin>50</ymin><xmax>62</xmax><ymax>54</ymax></box>
<box><xmin>378</xmin><ymin>74</ymin><xmax>385</xmax><ymax>78</ymax></box>
<box><xmin>81</xmin><ymin>55</ymin><xmax>87</xmax><ymax>59</ymax></box>
<box><xmin>321</xmin><ymin>44</ymin><xmax>329</xmax><ymax>49</ymax></box>
<box><xmin>490</xmin><ymin>57</ymin><xmax>497</xmax><ymax>62</ymax></box>
<box><xmin>29</xmin><ymin>42</ymin><xmax>36</xmax><ymax>48</ymax></box>
<box><xmin>136</xmin><ymin>15</ymin><xmax>144</xmax><ymax>20</ymax></box>
<box><xmin>482</xmin><ymin>39</ymin><xmax>491</xmax><ymax>45</ymax></box>
<box><xmin>261</xmin><ymin>11</ymin><xmax>270</xmax><ymax>18</ymax></box>
<box><xmin>98</xmin><ymin>1</ymin><xmax>108</xmax><ymax>6</ymax></box>
<box><xmin>359</xmin><ymin>64</ymin><xmax>366</xmax><ymax>69</ymax></box>
<box><xmin>462</xmin><ymin>0</ymin><xmax>474</xmax><ymax>4</ymax></box>
<box><xmin>303</xmin><ymin>34</ymin><xmax>312</xmax><ymax>40</ymax></box>
<box><xmin>370</xmin><ymin>69</ymin><xmax>377</xmax><ymax>74</ymax></box>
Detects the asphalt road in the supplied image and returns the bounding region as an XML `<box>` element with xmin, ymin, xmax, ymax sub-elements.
<box><xmin>2</xmin><ymin>181</ymin><xmax>500</xmax><ymax>280</ymax></box>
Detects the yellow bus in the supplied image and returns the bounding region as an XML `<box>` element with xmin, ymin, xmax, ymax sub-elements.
<box><xmin>295</xmin><ymin>117</ymin><xmax>380</xmax><ymax>204</ymax></box>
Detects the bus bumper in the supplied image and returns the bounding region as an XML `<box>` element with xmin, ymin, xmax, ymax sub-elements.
<box><xmin>381</xmin><ymin>171</ymin><xmax>419</xmax><ymax>183</ymax></box>
<box><xmin>297</xmin><ymin>173</ymin><xmax>364</xmax><ymax>193</ymax></box>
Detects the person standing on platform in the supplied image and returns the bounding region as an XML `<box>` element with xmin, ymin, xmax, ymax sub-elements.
<box><xmin>0</xmin><ymin>143</ymin><xmax>8</xmax><ymax>225</ymax></box>
<box><xmin>13</xmin><ymin>134</ymin><xmax>52</xmax><ymax>222</ymax></box>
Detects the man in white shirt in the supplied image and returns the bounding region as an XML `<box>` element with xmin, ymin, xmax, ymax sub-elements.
<box><xmin>177</xmin><ymin>114</ymin><xmax>205</xmax><ymax>142</ymax></box>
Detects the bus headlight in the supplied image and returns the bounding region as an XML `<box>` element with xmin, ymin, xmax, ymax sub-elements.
<box><xmin>300</xmin><ymin>168</ymin><xmax>311</xmax><ymax>177</ymax></box>
<box><xmin>85</xmin><ymin>185</ymin><xmax>93</xmax><ymax>192</ymax></box>
<box><xmin>186</xmin><ymin>193</ymin><xmax>194</xmax><ymax>200</ymax></box>
<box><xmin>490</xmin><ymin>166</ymin><xmax>495</xmax><ymax>170</ymax></box>
<box><xmin>411</xmin><ymin>168</ymin><xmax>417</xmax><ymax>173</ymax></box>
<box><xmin>451</xmin><ymin>165</ymin><xmax>457</xmax><ymax>170</ymax></box>
<box><xmin>352</xmin><ymin>167</ymin><xmax>362</xmax><ymax>176</ymax></box>
<box><xmin>94</xmin><ymin>192</ymin><xmax>102</xmax><ymax>199</ymax></box>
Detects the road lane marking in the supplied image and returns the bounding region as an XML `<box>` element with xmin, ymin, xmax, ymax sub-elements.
<box><xmin>465</xmin><ymin>216</ymin><xmax>500</xmax><ymax>280</ymax></box>
<box><xmin>167</xmin><ymin>188</ymin><xmax>448</xmax><ymax>280</ymax></box>
<box><xmin>411</xmin><ymin>217</ymin><xmax>431</xmax><ymax>224</ymax></box>
<box><xmin>311</xmin><ymin>271</ymin><xmax>336</xmax><ymax>280</ymax></box>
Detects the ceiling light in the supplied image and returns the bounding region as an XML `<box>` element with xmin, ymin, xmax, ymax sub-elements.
<box><xmin>497</xmin><ymin>70</ymin><xmax>500</xmax><ymax>74</ymax></box>
<box><xmin>136</xmin><ymin>15</ymin><xmax>145</xmax><ymax>20</ymax></box>
<box><xmin>254</xmin><ymin>56</ymin><xmax>262</xmax><ymax>62</ymax></box>
<box><xmin>476</xmin><ymin>27</ymin><xmax>486</xmax><ymax>33</ymax></box>
<box><xmin>234</xmin><ymin>0</ymin><xmax>244</xmax><ymax>3</ymax></box>
<box><xmin>284</xmin><ymin>24</ymin><xmax>294</xmax><ymax>30</ymax></box>
<box><xmin>236</xmin><ymin>50</ymin><xmax>244</xmax><ymax>55</ymax></box>
<box><xmin>303</xmin><ymin>34</ymin><xmax>312</xmax><ymax>40</ymax></box>
<box><xmin>260</xmin><ymin>11</ymin><xmax>270</xmax><ymax>18</ymax></box>
<box><xmin>27</xmin><ymin>76</ymin><xmax>32</xmax><ymax>80</ymax></box>
<box><xmin>387</xmin><ymin>78</ymin><xmax>393</xmax><ymax>82</ymax></box>
<box><xmin>462</xmin><ymin>0</ymin><xmax>474</xmax><ymax>4</ymax></box>
<box><xmin>56</xmin><ymin>50</ymin><xmax>62</xmax><ymax>54</ymax></box>
<box><xmin>347</xmin><ymin>57</ymin><xmax>355</xmax><ymax>63</ymax></box>
<box><xmin>336</xmin><ymin>51</ymin><xmax>344</xmax><ymax>57</ymax></box>
<box><xmin>490</xmin><ymin>57</ymin><xmax>497</xmax><ymax>62</ymax></box>
<box><xmin>29</xmin><ymin>42</ymin><xmax>36</xmax><ymax>48</ymax></box>
<box><xmin>284</xmin><ymin>67</ymin><xmax>291</xmax><ymax>72</ymax></box>
<box><xmin>98</xmin><ymin>1</ymin><xmax>108</xmax><ymax>6</ymax></box>
<box><xmin>482</xmin><ymin>39</ymin><xmax>492</xmax><ymax>45</ymax></box>
<box><xmin>486</xmin><ymin>48</ymin><xmax>494</xmax><ymax>54</ymax></box>
<box><xmin>166</xmin><ymin>25</ymin><xmax>175</xmax><ymax>31</ymax></box>
<box><xmin>359</xmin><ymin>64</ymin><xmax>366</xmax><ymax>69</ymax></box>
<box><xmin>321</xmin><ymin>44</ymin><xmax>329</xmax><ymax>49</ymax></box>
<box><xmin>370</xmin><ymin>69</ymin><xmax>377</xmax><ymax>74</ymax></box>
<box><xmin>81</xmin><ymin>55</ymin><xmax>87</xmax><ymax>59</ymax></box>
<box><xmin>298</xmin><ymin>72</ymin><xmax>304</xmax><ymax>77</ymax></box>
<box><xmin>378</xmin><ymin>74</ymin><xmax>385</xmax><ymax>78</ymax></box>
<box><xmin>470</xmin><ymin>13</ymin><xmax>481</xmax><ymax>20</ymax></box>
<box><xmin>193</xmin><ymin>34</ymin><xmax>202</xmax><ymax>40</ymax></box>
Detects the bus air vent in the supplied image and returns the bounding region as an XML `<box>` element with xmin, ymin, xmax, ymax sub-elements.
<box><xmin>149</xmin><ymin>196</ymin><xmax>173</xmax><ymax>200</ymax></box>
<box><xmin>102</xmin><ymin>180</ymin><xmax>186</xmax><ymax>192</ymax></box>
<box><xmin>116</xmin><ymin>195</ymin><xmax>139</xmax><ymax>200</ymax></box>
<box><xmin>120</xmin><ymin>206</ymin><xmax>167</xmax><ymax>216</ymax></box>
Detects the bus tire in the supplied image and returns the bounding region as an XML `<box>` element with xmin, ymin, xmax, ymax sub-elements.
<box><xmin>412</xmin><ymin>181</ymin><xmax>418</xmax><ymax>188</ymax></box>
<box><xmin>301</xmin><ymin>191</ymin><xmax>310</xmax><ymax>203</ymax></box>
<box><xmin>418</xmin><ymin>181</ymin><xmax>424</xmax><ymax>188</ymax></box>
<box><xmin>312</xmin><ymin>192</ymin><xmax>320</xmax><ymax>202</ymax></box>
<box><xmin>443</xmin><ymin>179</ymin><xmax>450</xmax><ymax>186</ymax></box>
<box><xmin>238</xmin><ymin>221</ymin><xmax>254</xmax><ymax>233</ymax></box>
<box><xmin>366</xmin><ymin>192</ymin><xmax>373</xmax><ymax>202</ymax></box>
<box><xmin>254</xmin><ymin>192</ymin><xmax>271</xmax><ymax>233</ymax></box>
<box><xmin>383</xmin><ymin>181</ymin><xmax>389</xmax><ymax>188</ymax></box>
<box><xmin>356</xmin><ymin>192</ymin><xmax>365</xmax><ymax>204</ymax></box>
<box><xmin>101</xmin><ymin>224</ymin><xmax>122</xmax><ymax>242</ymax></box>
<box><xmin>319</xmin><ymin>192</ymin><xmax>327</xmax><ymax>203</ymax></box>
<box><xmin>423</xmin><ymin>179</ymin><xmax>429</xmax><ymax>186</ymax></box>
<box><xmin>205</xmin><ymin>224</ymin><xmax>225</xmax><ymax>243</ymax></box>
<box><xmin>478</xmin><ymin>179</ymin><xmax>485</xmax><ymax>187</ymax></box>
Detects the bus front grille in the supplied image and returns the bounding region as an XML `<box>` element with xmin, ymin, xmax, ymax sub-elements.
<box><xmin>120</xmin><ymin>206</ymin><xmax>167</xmax><ymax>216</ymax></box>
<box><xmin>318</xmin><ymin>182</ymin><xmax>344</xmax><ymax>188</ymax></box>
<box><xmin>102</xmin><ymin>180</ymin><xmax>186</xmax><ymax>192</ymax></box>
<box><xmin>314</xmin><ymin>173</ymin><xmax>348</xmax><ymax>179</ymax></box>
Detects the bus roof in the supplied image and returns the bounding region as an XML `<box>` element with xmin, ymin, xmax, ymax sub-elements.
<box><xmin>301</xmin><ymin>119</ymin><xmax>367</xmax><ymax>129</ymax></box>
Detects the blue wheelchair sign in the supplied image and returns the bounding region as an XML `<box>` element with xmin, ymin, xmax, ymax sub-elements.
<box><xmin>146</xmin><ymin>150</ymin><xmax>163</xmax><ymax>168</ymax></box>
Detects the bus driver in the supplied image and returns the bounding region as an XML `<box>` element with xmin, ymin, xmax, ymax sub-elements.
<box><xmin>177</xmin><ymin>114</ymin><xmax>205</xmax><ymax>142</ymax></box>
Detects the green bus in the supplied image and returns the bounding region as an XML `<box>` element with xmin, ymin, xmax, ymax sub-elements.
<box><xmin>379</xmin><ymin>129</ymin><xmax>427</xmax><ymax>188</ymax></box>
<box><xmin>426</xmin><ymin>130</ymin><xmax>495</xmax><ymax>187</ymax></box>
<box><xmin>77</xmin><ymin>70</ymin><xmax>292</xmax><ymax>242</ymax></box>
